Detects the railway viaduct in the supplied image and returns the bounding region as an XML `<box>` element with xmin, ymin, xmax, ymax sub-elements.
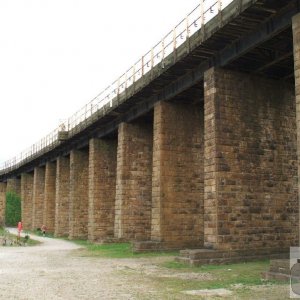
<box><xmin>0</xmin><ymin>0</ymin><xmax>299</xmax><ymax>262</ymax></box>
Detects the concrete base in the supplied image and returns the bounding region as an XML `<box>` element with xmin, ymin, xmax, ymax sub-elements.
<box><xmin>175</xmin><ymin>248</ymin><xmax>289</xmax><ymax>266</ymax></box>
<box><xmin>262</xmin><ymin>259</ymin><xmax>291</xmax><ymax>282</ymax></box>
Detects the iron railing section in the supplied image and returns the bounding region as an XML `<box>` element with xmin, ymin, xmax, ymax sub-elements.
<box><xmin>0</xmin><ymin>0</ymin><xmax>233</xmax><ymax>175</ymax></box>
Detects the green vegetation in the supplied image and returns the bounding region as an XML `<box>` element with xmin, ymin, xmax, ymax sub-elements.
<box><xmin>0</xmin><ymin>227</ymin><xmax>40</xmax><ymax>246</ymax></box>
<box><xmin>145</xmin><ymin>260</ymin><xmax>291</xmax><ymax>299</ymax></box>
<box><xmin>73</xmin><ymin>240</ymin><xmax>179</xmax><ymax>258</ymax></box>
<box><xmin>28</xmin><ymin>229</ymin><xmax>54</xmax><ymax>238</ymax></box>
<box><xmin>159</xmin><ymin>260</ymin><xmax>282</xmax><ymax>290</ymax></box>
<box><xmin>5</xmin><ymin>192</ymin><xmax>21</xmax><ymax>226</ymax></box>
<box><xmin>0</xmin><ymin>226</ymin><xmax>6</xmax><ymax>235</ymax></box>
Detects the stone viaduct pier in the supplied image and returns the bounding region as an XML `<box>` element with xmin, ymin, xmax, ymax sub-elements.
<box><xmin>0</xmin><ymin>0</ymin><xmax>299</xmax><ymax>262</ymax></box>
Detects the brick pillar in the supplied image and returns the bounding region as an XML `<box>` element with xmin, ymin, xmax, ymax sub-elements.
<box><xmin>204</xmin><ymin>67</ymin><xmax>297</xmax><ymax>252</ymax></box>
<box><xmin>69</xmin><ymin>149</ymin><xmax>89</xmax><ymax>239</ymax></box>
<box><xmin>21</xmin><ymin>173</ymin><xmax>34</xmax><ymax>230</ymax></box>
<box><xmin>293</xmin><ymin>13</ymin><xmax>300</xmax><ymax>244</ymax></box>
<box><xmin>0</xmin><ymin>182</ymin><xmax>7</xmax><ymax>226</ymax></box>
<box><xmin>114</xmin><ymin>121</ymin><xmax>153</xmax><ymax>241</ymax></box>
<box><xmin>151</xmin><ymin>101</ymin><xmax>204</xmax><ymax>249</ymax></box>
<box><xmin>88</xmin><ymin>138</ymin><xmax>117</xmax><ymax>242</ymax></box>
<box><xmin>55</xmin><ymin>156</ymin><xmax>70</xmax><ymax>237</ymax></box>
<box><xmin>43</xmin><ymin>162</ymin><xmax>56</xmax><ymax>232</ymax></box>
<box><xmin>32</xmin><ymin>167</ymin><xmax>45</xmax><ymax>230</ymax></box>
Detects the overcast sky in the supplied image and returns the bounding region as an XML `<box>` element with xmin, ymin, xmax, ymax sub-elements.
<box><xmin>0</xmin><ymin>0</ymin><xmax>212</xmax><ymax>164</ymax></box>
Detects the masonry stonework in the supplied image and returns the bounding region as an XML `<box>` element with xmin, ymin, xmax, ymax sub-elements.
<box><xmin>43</xmin><ymin>162</ymin><xmax>56</xmax><ymax>232</ymax></box>
<box><xmin>55</xmin><ymin>156</ymin><xmax>70</xmax><ymax>237</ymax></box>
<box><xmin>0</xmin><ymin>182</ymin><xmax>7</xmax><ymax>225</ymax></box>
<box><xmin>32</xmin><ymin>167</ymin><xmax>45</xmax><ymax>230</ymax></box>
<box><xmin>7</xmin><ymin>178</ymin><xmax>21</xmax><ymax>195</ymax></box>
<box><xmin>150</xmin><ymin>101</ymin><xmax>204</xmax><ymax>249</ymax></box>
<box><xmin>21</xmin><ymin>173</ymin><xmax>34</xmax><ymax>230</ymax></box>
<box><xmin>293</xmin><ymin>14</ymin><xmax>300</xmax><ymax>242</ymax></box>
<box><xmin>88</xmin><ymin>138</ymin><xmax>117</xmax><ymax>242</ymax></box>
<box><xmin>69</xmin><ymin>149</ymin><xmax>89</xmax><ymax>239</ymax></box>
<box><xmin>114</xmin><ymin>121</ymin><xmax>153</xmax><ymax>241</ymax></box>
<box><xmin>203</xmin><ymin>67</ymin><xmax>298</xmax><ymax>252</ymax></box>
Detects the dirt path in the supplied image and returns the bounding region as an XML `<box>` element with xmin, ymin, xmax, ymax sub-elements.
<box><xmin>0</xmin><ymin>229</ymin><xmax>186</xmax><ymax>300</ymax></box>
<box><xmin>0</xmin><ymin>229</ymin><xmax>291</xmax><ymax>300</ymax></box>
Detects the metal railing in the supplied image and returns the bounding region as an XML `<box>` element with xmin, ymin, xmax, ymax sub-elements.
<box><xmin>0</xmin><ymin>0</ymin><xmax>233</xmax><ymax>175</ymax></box>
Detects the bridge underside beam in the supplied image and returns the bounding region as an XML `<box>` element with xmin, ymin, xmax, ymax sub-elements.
<box><xmin>94</xmin><ymin>2</ymin><xmax>298</xmax><ymax>146</ymax></box>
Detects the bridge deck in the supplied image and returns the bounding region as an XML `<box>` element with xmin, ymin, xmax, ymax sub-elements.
<box><xmin>0</xmin><ymin>0</ymin><xmax>296</xmax><ymax>181</ymax></box>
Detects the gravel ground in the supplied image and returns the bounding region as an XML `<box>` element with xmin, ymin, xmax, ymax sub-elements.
<box><xmin>0</xmin><ymin>229</ymin><xmax>291</xmax><ymax>300</ymax></box>
<box><xmin>0</xmin><ymin>229</ymin><xmax>191</xmax><ymax>300</ymax></box>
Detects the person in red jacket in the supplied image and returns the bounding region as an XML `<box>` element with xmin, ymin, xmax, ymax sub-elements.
<box><xmin>17</xmin><ymin>221</ymin><xmax>22</xmax><ymax>240</ymax></box>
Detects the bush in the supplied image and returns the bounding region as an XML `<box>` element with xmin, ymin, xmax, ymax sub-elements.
<box><xmin>5</xmin><ymin>192</ymin><xmax>21</xmax><ymax>226</ymax></box>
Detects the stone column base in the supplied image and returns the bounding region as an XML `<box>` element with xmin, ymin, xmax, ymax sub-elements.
<box><xmin>133</xmin><ymin>240</ymin><xmax>204</xmax><ymax>253</ymax></box>
<box><xmin>175</xmin><ymin>248</ymin><xmax>289</xmax><ymax>266</ymax></box>
<box><xmin>261</xmin><ymin>259</ymin><xmax>291</xmax><ymax>282</ymax></box>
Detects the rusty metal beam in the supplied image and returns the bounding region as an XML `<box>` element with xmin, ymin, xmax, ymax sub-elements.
<box><xmin>254</xmin><ymin>51</ymin><xmax>293</xmax><ymax>73</ymax></box>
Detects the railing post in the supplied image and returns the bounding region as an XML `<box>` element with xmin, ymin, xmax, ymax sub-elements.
<box><xmin>200</xmin><ymin>0</ymin><xmax>205</xmax><ymax>40</ymax></box>
<box><xmin>173</xmin><ymin>27</ymin><xmax>177</xmax><ymax>63</ymax></box>
<box><xmin>186</xmin><ymin>15</ymin><xmax>190</xmax><ymax>53</ymax></box>
<box><xmin>125</xmin><ymin>73</ymin><xmax>128</xmax><ymax>98</ymax></box>
<box><xmin>133</xmin><ymin>64</ymin><xmax>136</xmax><ymax>83</ymax></box>
<box><xmin>150</xmin><ymin>48</ymin><xmax>154</xmax><ymax>80</ymax></box>
<box><xmin>218</xmin><ymin>0</ymin><xmax>222</xmax><ymax>25</ymax></box>
<box><xmin>151</xmin><ymin>48</ymin><xmax>154</xmax><ymax>69</ymax></box>
<box><xmin>117</xmin><ymin>77</ymin><xmax>120</xmax><ymax>103</ymax></box>
<box><xmin>161</xmin><ymin>39</ymin><xmax>165</xmax><ymax>68</ymax></box>
<box><xmin>141</xmin><ymin>56</ymin><xmax>144</xmax><ymax>76</ymax></box>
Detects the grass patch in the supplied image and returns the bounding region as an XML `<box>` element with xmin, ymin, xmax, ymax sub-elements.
<box><xmin>5</xmin><ymin>192</ymin><xmax>21</xmax><ymax>226</ymax></box>
<box><xmin>0</xmin><ymin>227</ymin><xmax>40</xmax><ymax>246</ymax></box>
<box><xmin>159</xmin><ymin>260</ymin><xmax>282</xmax><ymax>291</ymax></box>
<box><xmin>27</xmin><ymin>229</ymin><xmax>54</xmax><ymax>238</ymax></box>
<box><xmin>72</xmin><ymin>240</ymin><xmax>179</xmax><ymax>258</ymax></box>
<box><xmin>0</xmin><ymin>227</ymin><xmax>6</xmax><ymax>235</ymax></box>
